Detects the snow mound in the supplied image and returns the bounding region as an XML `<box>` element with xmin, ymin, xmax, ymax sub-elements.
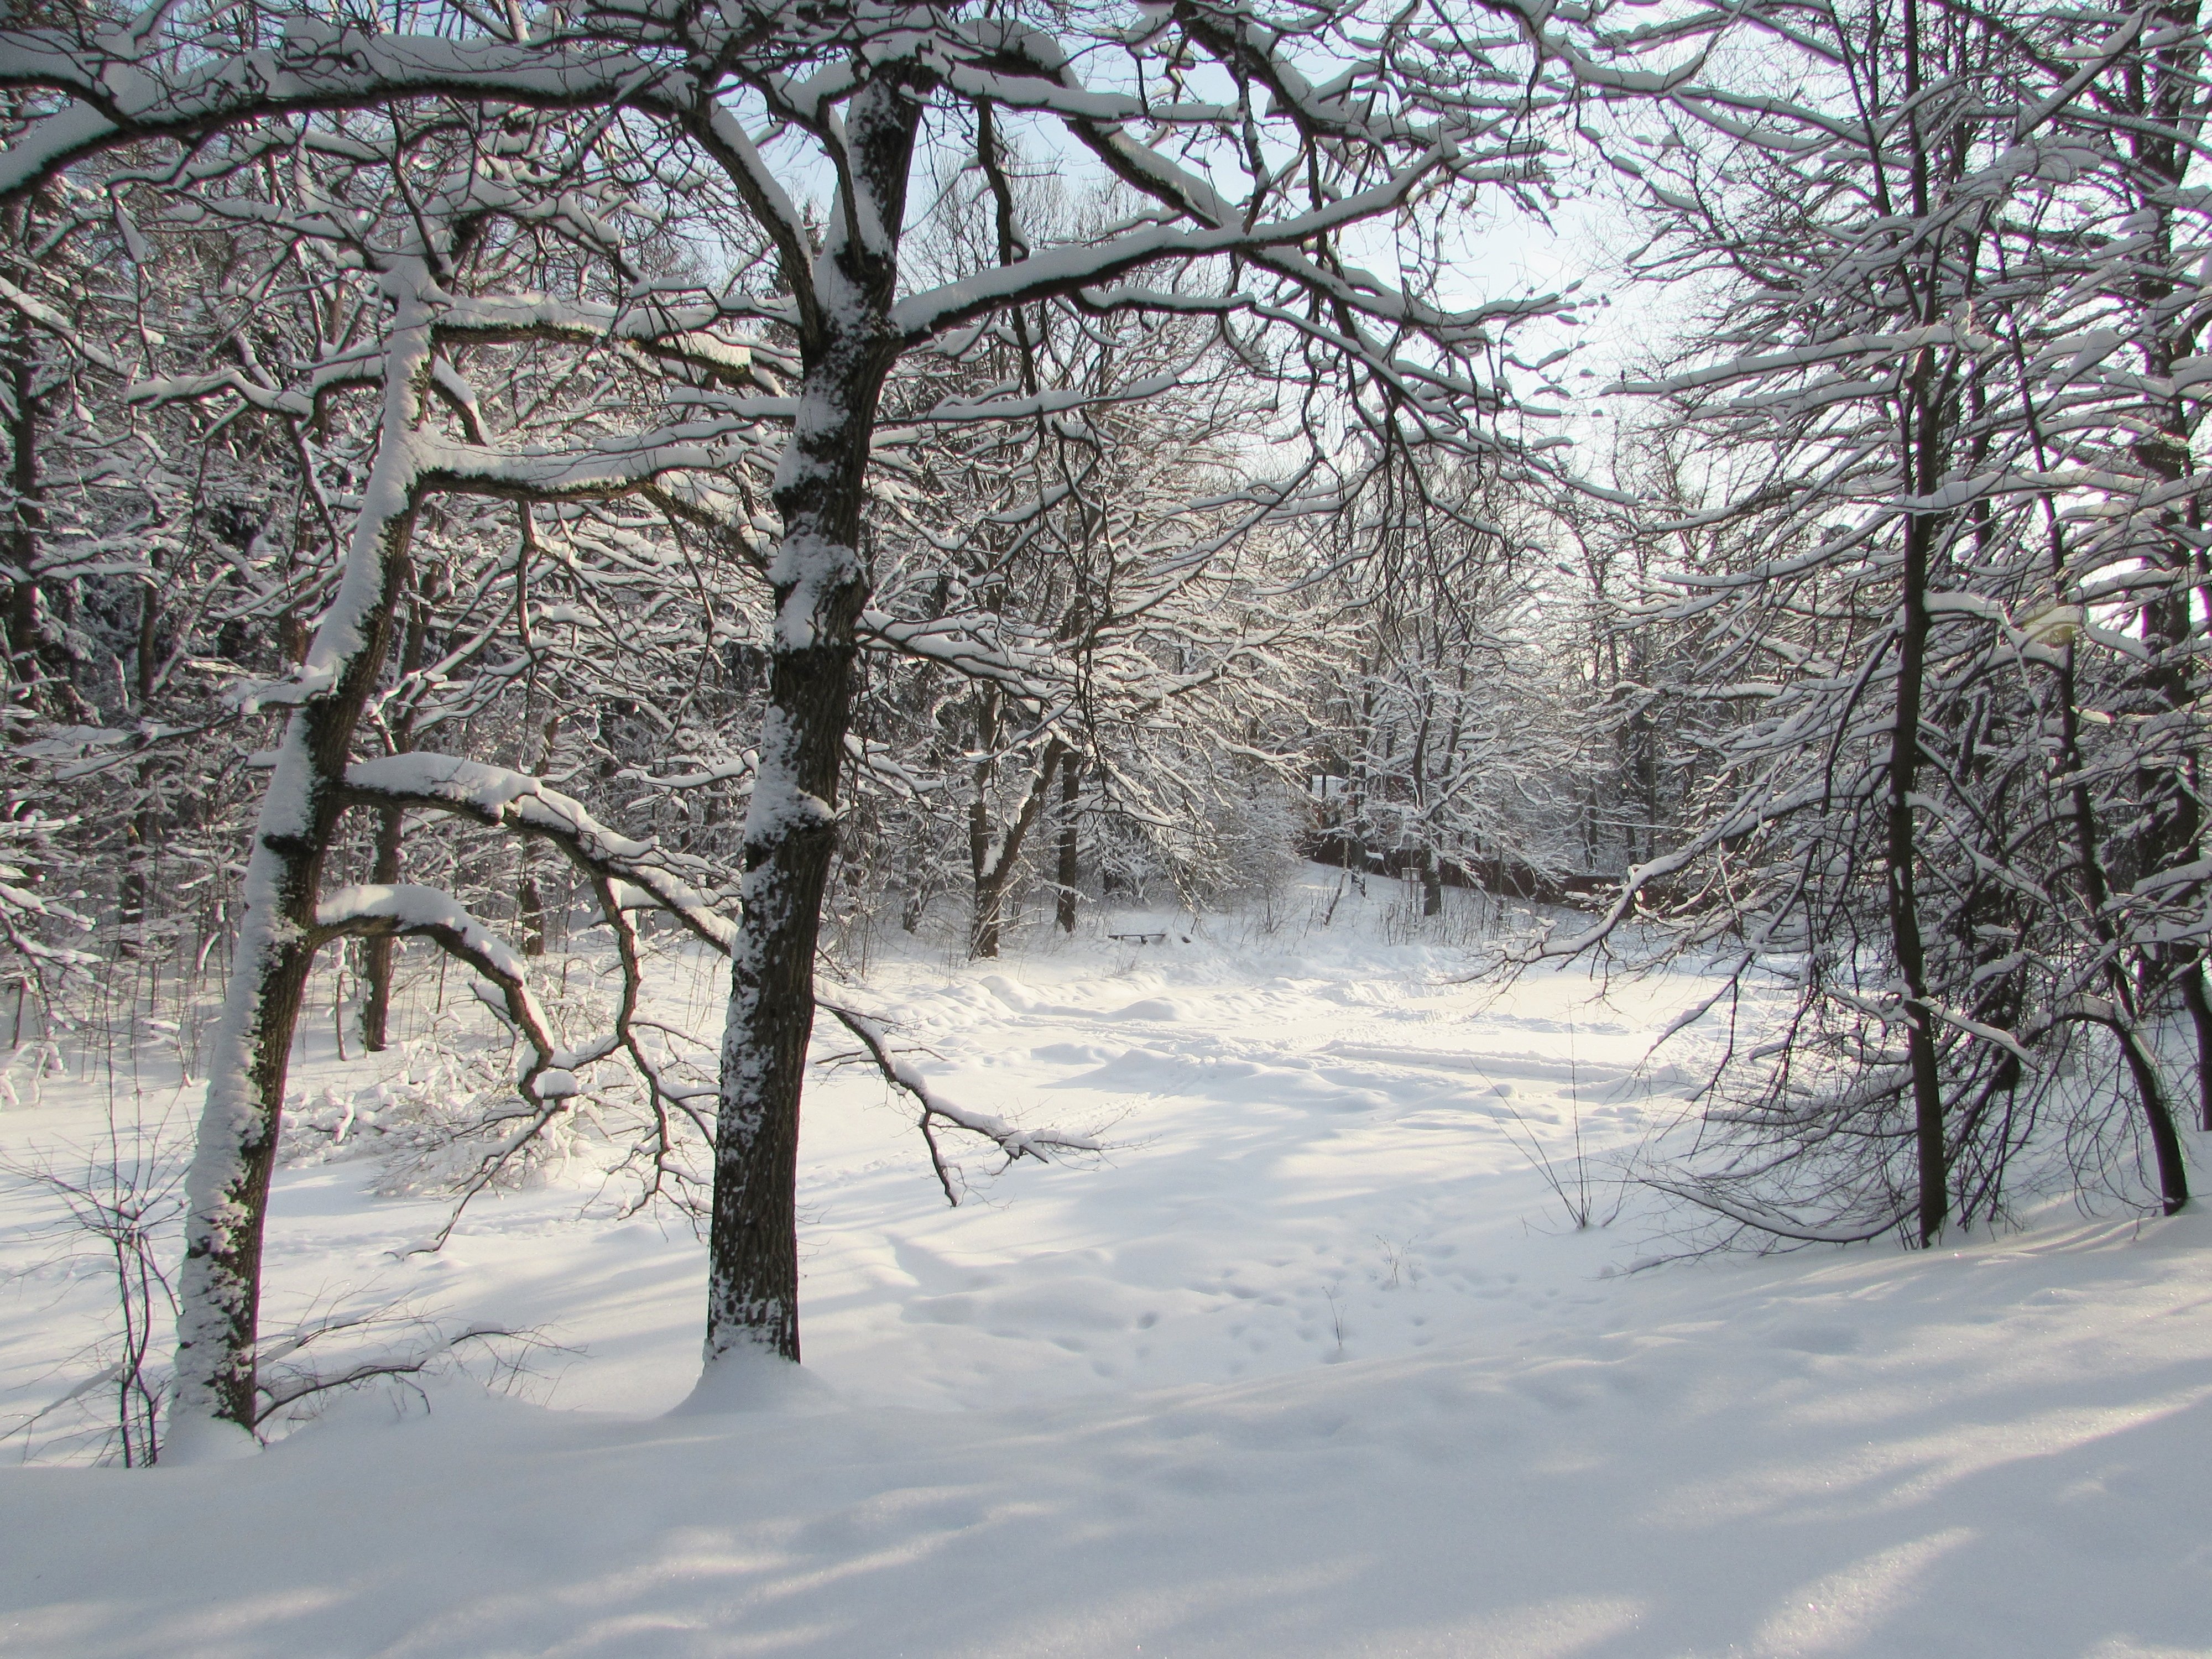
<box><xmin>670</xmin><ymin>1345</ymin><xmax>841</xmax><ymax>1416</ymax></box>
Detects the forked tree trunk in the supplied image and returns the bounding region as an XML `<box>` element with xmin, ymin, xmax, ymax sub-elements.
<box><xmin>968</xmin><ymin>742</ymin><xmax>1065</xmax><ymax>961</ymax></box>
<box><xmin>166</xmin><ymin>312</ymin><xmax>430</xmax><ymax>1457</ymax></box>
<box><xmin>704</xmin><ymin>73</ymin><xmax>924</xmax><ymax>1373</ymax></box>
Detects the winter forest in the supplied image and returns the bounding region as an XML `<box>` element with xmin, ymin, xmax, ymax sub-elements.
<box><xmin>3</xmin><ymin>0</ymin><xmax>2211</xmax><ymax>1654</ymax></box>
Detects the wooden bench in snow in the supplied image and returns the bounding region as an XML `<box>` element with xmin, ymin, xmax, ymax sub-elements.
<box><xmin>1108</xmin><ymin>931</ymin><xmax>1168</xmax><ymax>945</ymax></box>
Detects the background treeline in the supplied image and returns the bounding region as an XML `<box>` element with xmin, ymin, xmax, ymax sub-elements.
<box><xmin>0</xmin><ymin>165</ymin><xmax>1609</xmax><ymax>997</ymax></box>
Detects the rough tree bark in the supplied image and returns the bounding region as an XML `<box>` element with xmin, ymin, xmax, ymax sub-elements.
<box><xmin>705</xmin><ymin>71</ymin><xmax>925</xmax><ymax>1370</ymax></box>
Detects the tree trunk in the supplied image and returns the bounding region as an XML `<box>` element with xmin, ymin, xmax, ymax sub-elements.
<box><xmin>2097</xmin><ymin>0</ymin><xmax>2203</xmax><ymax>1194</ymax></box>
<box><xmin>2184</xmin><ymin>968</ymin><xmax>2212</xmax><ymax>1133</ymax></box>
<box><xmin>705</xmin><ymin>72</ymin><xmax>922</xmax><ymax>1374</ymax></box>
<box><xmin>2</xmin><ymin>267</ymin><xmax>41</xmax><ymax>700</ymax></box>
<box><xmin>1056</xmin><ymin>760</ymin><xmax>1080</xmax><ymax>933</ymax></box>
<box><xmin>2055</xmin><ymin>641</ymin><xmax>2192</xmax><ymax>1204</ymax></box>
<box><xmin>117</xmin><ymin>812</ymin><xmax>150</xmax><ymax>959</ymax></box>
<box><xmin>361</xmin><ymin>803</ymin><xmax>405</xmax><ymax>1051</ymax></box>
<box><xmin>363</xmin><ymin>597</ymin><xmax>426</xmax><ymax>1052</ymax></box>
<box><xmin>516</xmin><ymin>708</ymin><xmax>557</xmax><ymax>957</ymax></box>
<box><xmin>166</xmin><ymin>311</ymin><xmax>431</xmax><ymax>1458</ymax></box>
<box><xmin>971</xmin><ymin>869</ymin><xmax>1006</xmax><ymax>959</ymax></box>
<box><xmin>967</xmin><ymin>693</ymin><xmax>1002</xmax><ymax>960</ymax></box>
<box><xmin>170</xmin><ymin>549</ymin><xmax>416</xmax><ymax>1449</ymax></box>
<box><xmin>1891</xmin><ymin>473</ymin><xmax>1947</xmax><ymax>1250</ymax></box>
<box><xmin>2117</xmin><ymin>1021</ymin><xmax>2190</xmax><ymax>1215</ymax></box>
<box><xmin>518</xmin><ymin>855</ymin><xmax>547</xmax><ymax>957</ymax></box>
<box><xmin>968</xmin><ymin>742</ymin><xmax>1065</xmax><ymax>962</ymax></box>
<box><xmin>0</xmin><ymin>249</ymin><xmax>83</xmax><ymax>721</ymax></box>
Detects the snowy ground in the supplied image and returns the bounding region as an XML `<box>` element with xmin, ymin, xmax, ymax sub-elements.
<box><xmin>3</xmin><ymin>870</ymin><xmax>2210</xmax><ymax>1657</ymax></box>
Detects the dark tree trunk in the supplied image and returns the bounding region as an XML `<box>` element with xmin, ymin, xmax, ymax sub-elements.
<box><xmin>1891</xmin><ymin>397</ymin><xmax>1948</xmax><ymax>1248</ymax></box>
<box><xmin>967</xmin><ymin>692</ymin><xmax>1003</xmax><ymax>961</ymax></box>
<box><xmin>971</xmin><ymin>871</ymin><xmax>1006</xmax><ymax>960</ymax></box>
<box><xmin>117</xmin><ymin>815</ymin><xmax>151</xmax><ymax>958</ymax></box>
<box><xmin>2117</xmin><ymin>1022</ymin><xmax>2190</xmax><ymax>1214</ymax></box>
<box><xmin>1056</xmin><ymin>760</ymin><xmax>1080</xmax><ymax>933</ymax></box>
<box><xmin>706</xmin><ymin>72</ymin><xmax>924</xmax><ymax>1371</ymax></box>
<box><xmin>361</xmin><ymin>803</ymin><xmax>405</xmax><ymax>1051</ymax></box>
<box><xmin>2103</xmin><ymin>0</ymin><xmax>2204</xmax><ymax>1192</ymax></box>
<box><xmin>517</xmin><ymin>709</ymin><xmax>558</xmax><ymax>957</ymax></box>
<box><xmin>518</xmin><ymin>857</ymin><xmax>547</xmax><ymax>957</ymax></box>
<box><xmin>0</xmin><ymin>252</ymin><xmax>82</xmax><ymax>719</ymax></box>
<box><xmin>2184</xmin><ymin>968</ymin><xmax>2212</xmax><ymax>1133</ymax></box>
<box><xmin>1886</xmin><ymin>20</ymin><xmax>1953</xmax><ymax>1248</ymax></box>
<box><xmin>362</xmin><ymin>596</ymin><xmax>425</xmax><ymax>1053</ymax></box>
<box><xmin>2056</xmin><ymin>644</ymin><xmax>2192</xmax><ymax>1202</ymax></box>
<box><xmin>2</xmin><ymin>279</ymin><xmax>40</xmax><ymax>696</ymax></box>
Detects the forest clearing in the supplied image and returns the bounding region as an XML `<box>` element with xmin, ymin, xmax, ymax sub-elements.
<box><xmin>4</xmin><ymin>0</ymin><xmax>2212</xmax><ymax>1651</ymax></box>
<box><xmin>7</xmin><ymin>874</ymin><xmax>2209</xmax><ymax>1657</ymax></box>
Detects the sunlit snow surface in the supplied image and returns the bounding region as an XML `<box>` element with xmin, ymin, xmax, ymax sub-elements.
<box><xmin>4</xmin><ymin>872</ymin><xmax>2210</xmax><ymax>1657</ymax></box>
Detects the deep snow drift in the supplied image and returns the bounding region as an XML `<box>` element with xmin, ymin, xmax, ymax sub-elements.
<box><xmin>3</xmin><ymin>872</ymin><xmax>2209</xmax><ymax>1658</ymax></box>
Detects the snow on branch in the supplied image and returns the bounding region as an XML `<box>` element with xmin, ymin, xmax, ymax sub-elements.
<box><xmin>307</xmin><ymin>883</ymin><xmax>615</xmax><ymax>1238</ymax></box>
<box><xmin>341</xmin><ymin>754</ymin><xmax>734</xmax><ymax>953</ymax></box>
<box><xmin>341</xmin><ymin>757</ymin><xmax>1086</xmax><ymax>1204</ymax></box>
<box><xmin>818</xmin><ymin>1001</ymin><xmax>1100</xmax><ymax>1206</ymax></box>
<box><xmin>889</xmin><ymin>147</ymin><xmax>1462</xmax><ymax>345</ymax></box>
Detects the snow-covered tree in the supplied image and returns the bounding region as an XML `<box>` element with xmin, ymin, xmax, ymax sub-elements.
<box><xmin>1315</xmin><ymin>454</ymin><xmax>1592</xmax><ymax>908</ymax></box>
<box><xmin>1551</xmin><ymin>0</ymin><xmax>2212</xmax><ymax>1240</ymax></box>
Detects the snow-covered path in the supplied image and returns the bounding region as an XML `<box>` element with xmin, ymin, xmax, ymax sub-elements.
<box><xmin>4</xmin><ymin>878</ymin><xmax>2209</xmax><ymax>1657</ymax></box>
